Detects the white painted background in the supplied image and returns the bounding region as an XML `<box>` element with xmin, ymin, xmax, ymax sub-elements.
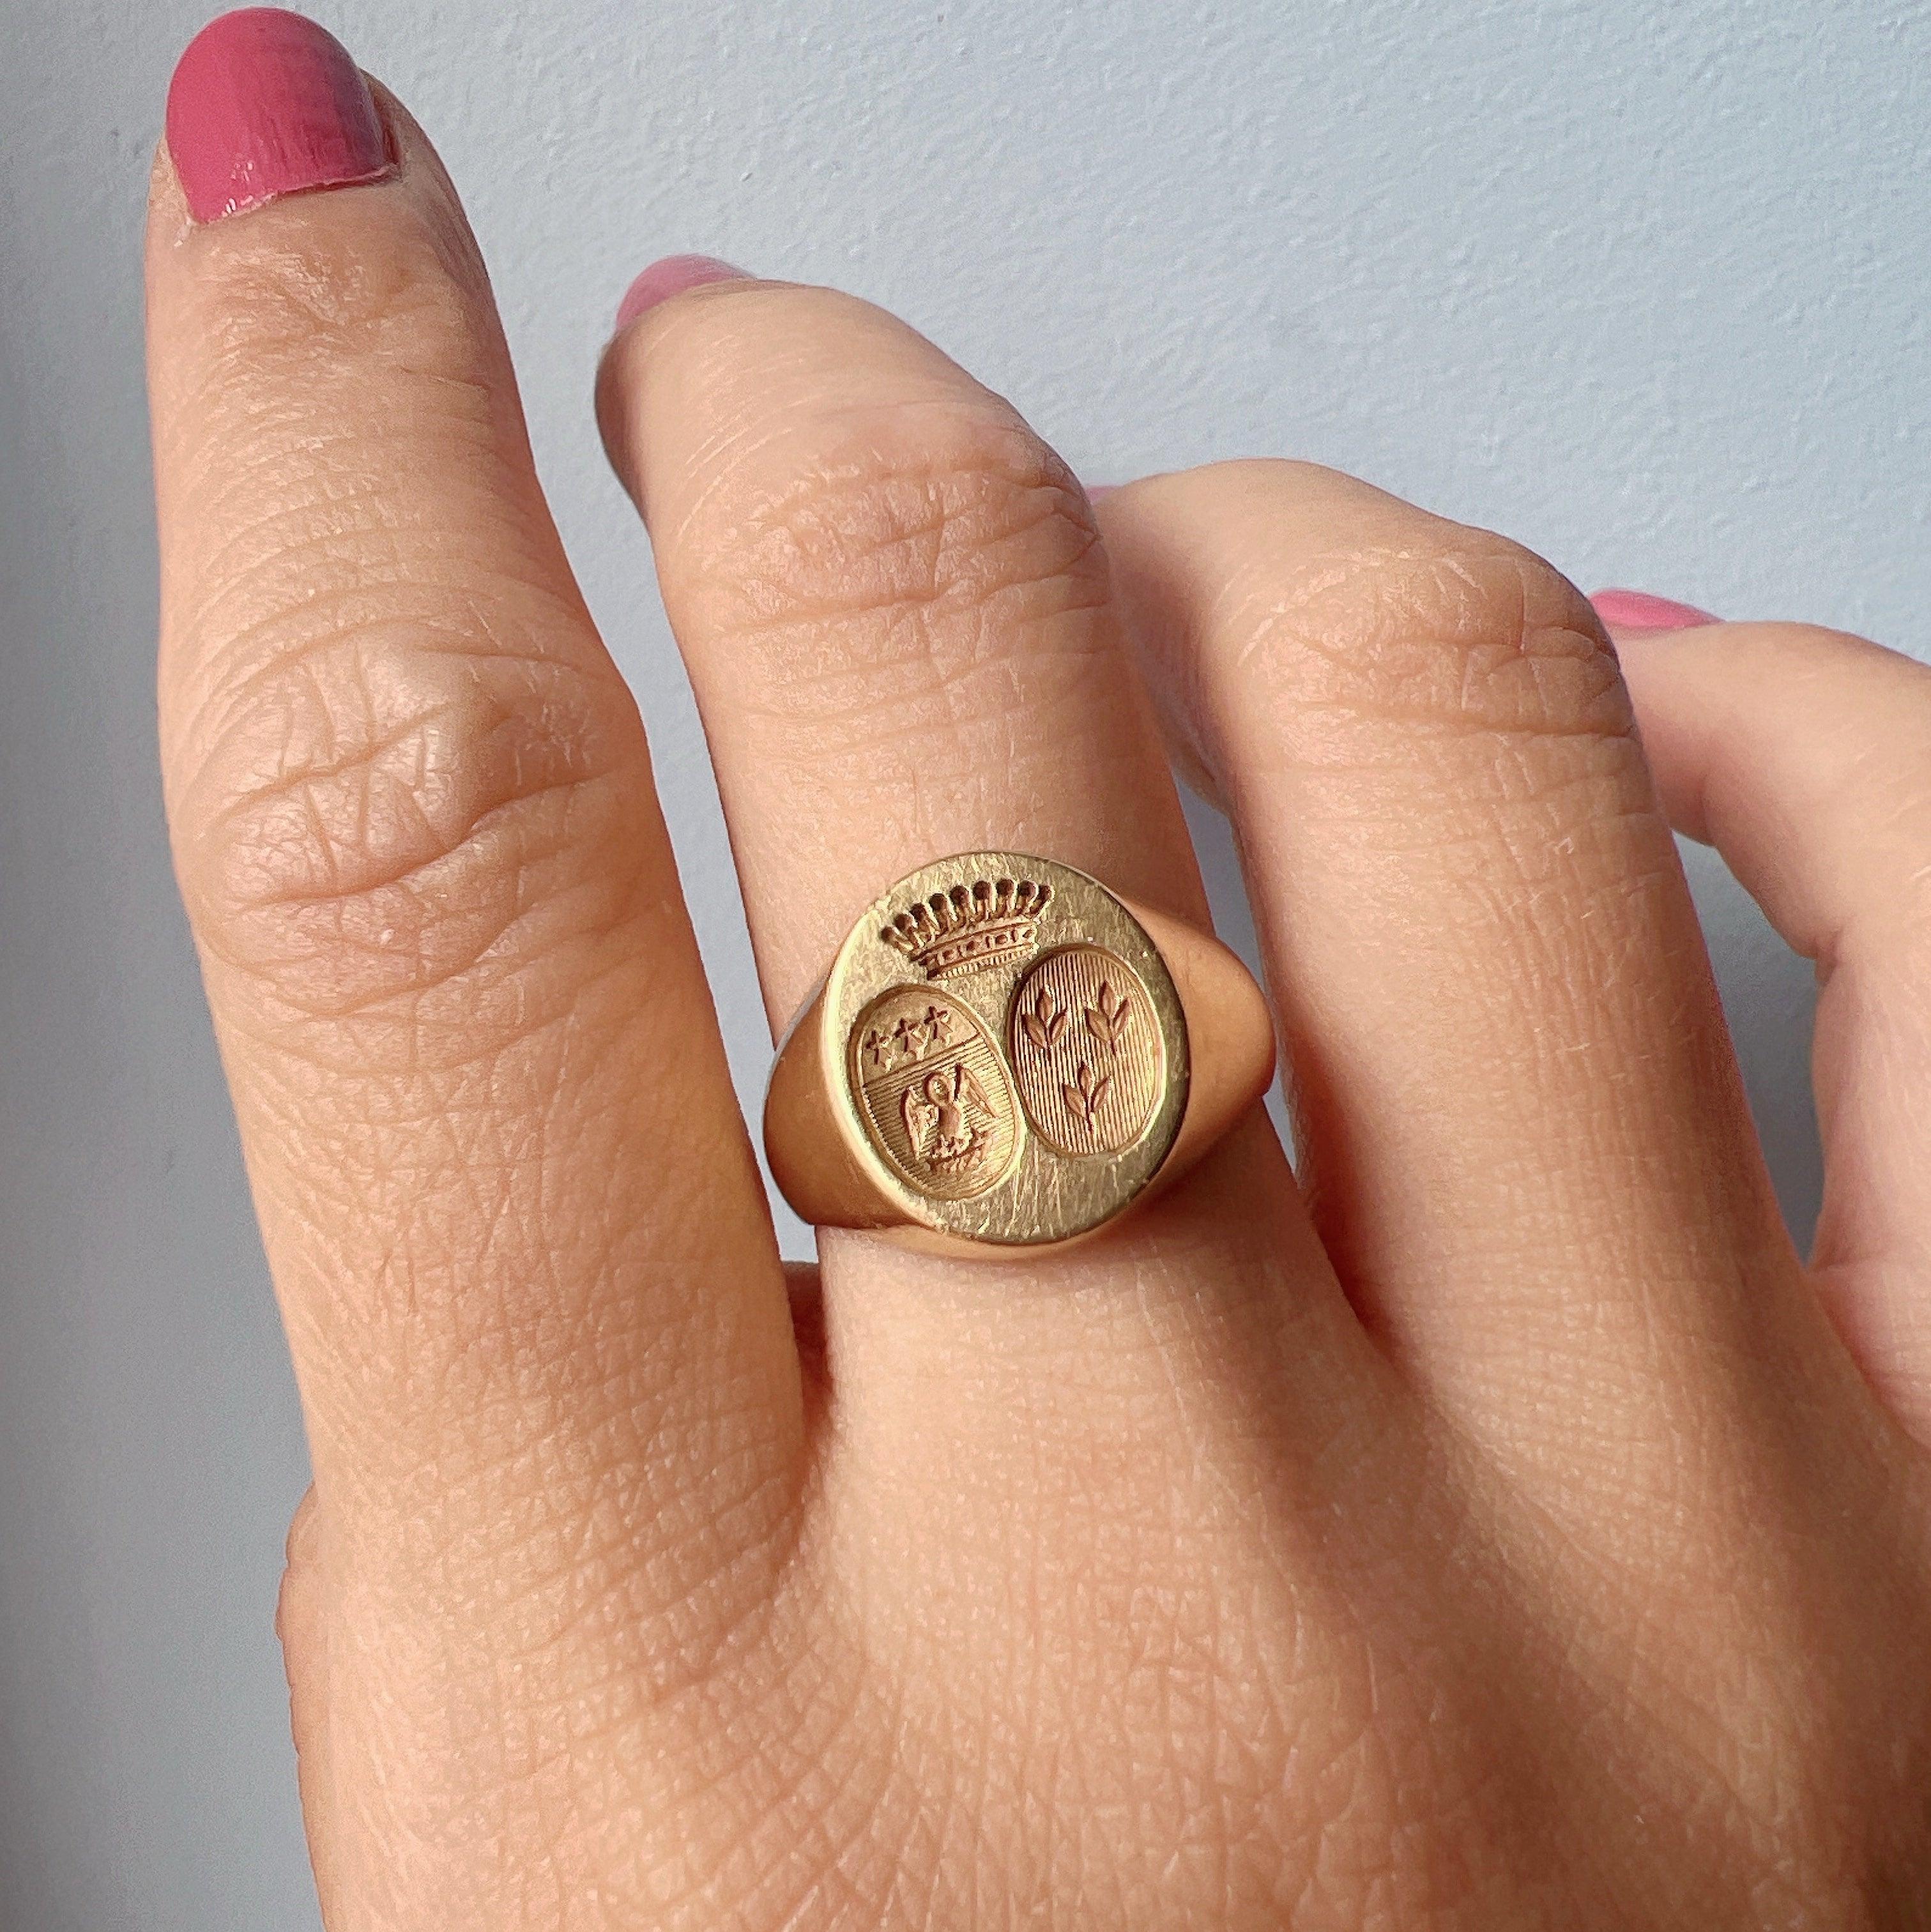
<box><xmin>1</xmin><ymin>1</ymin><xmax>1925</xmax><ymax>1921</ymax></box>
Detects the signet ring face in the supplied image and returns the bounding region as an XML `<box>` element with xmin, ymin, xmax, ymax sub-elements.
<box><xmin>763</xmin><ymin>853</ymin><xmax>1276</xmax><ymax>1254</ymax></box>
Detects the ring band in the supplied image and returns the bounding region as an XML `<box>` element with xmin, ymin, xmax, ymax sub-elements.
<box><xmin>763</xmin><ymin>851</ymin><xmax>1276</xmax><ymax>1253</ymax></box>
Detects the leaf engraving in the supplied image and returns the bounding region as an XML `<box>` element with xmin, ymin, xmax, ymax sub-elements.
<box><xmin>1062</xmin><ymin>1061</ymin><xmax>1112</xmax><ymax>1124</ymax></box>
<box><xmin>1084</xmin><ymin>981</ymin><xmax>1133</xmax><ymax>1049</ymax></box>
<box><xmin>1021</xmin><ymin>984</ymin><xmax>1068</xmax><ymax>1051</ymax></box>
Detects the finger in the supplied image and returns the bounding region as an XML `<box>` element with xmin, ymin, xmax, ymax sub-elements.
<box><xmin>1608</xmin><ymin>609</ymin><xmax>1931</xmax><ymax>1440</ymax></box>
<box><xmin>1099</xmin><ymin>462</ymin><xmax>1826</xmax><ymax>1452</ymax></box>
<box><xmin>600</xmin><ymin>274</ymin><xmax>1203</xmax><ymax>1017</ymax></box>
<box><xmin>595</xmin><ymin>278</ymin><xmax>1371</xmax><ymax>1491</ymax></box>
<box><xmin>151</xmin><ymin>10</ymin><xmax>799</xmax><ymax>1706</ymax></box>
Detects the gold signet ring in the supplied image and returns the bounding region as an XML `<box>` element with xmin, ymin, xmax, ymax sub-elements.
<box><xmin>763</xmin><ymin>851</ymin><xmax>1276</xmax><ymax>1253</ymax></box>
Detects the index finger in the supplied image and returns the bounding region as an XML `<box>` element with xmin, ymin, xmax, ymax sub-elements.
<box><xmin>150</xmin><ymin>10</ymin><xmax>802</xmax><ymax>1677</ymax></box>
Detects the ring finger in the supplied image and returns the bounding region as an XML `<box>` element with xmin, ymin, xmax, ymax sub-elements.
<box><xmin>594</xmin><ymin>274</ymin><xmax>1376</xmax><ymax>1509</ymax></box>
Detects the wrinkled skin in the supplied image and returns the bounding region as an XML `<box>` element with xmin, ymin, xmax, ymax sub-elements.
<box><xmin>146</xmin><ymin>76</ymin><xmax>1931</xmax><ymax>1932</ymax></box>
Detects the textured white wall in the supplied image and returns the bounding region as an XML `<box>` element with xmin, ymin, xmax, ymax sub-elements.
<box><xmin>1</xmin><ymin>1</ymin><xmax>1924</xmax><ymax>1921</ymax></box>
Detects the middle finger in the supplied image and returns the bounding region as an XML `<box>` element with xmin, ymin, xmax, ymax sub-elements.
<box><xmin>1101</xmin><ymin>461</ymin><xmax>1827</xmax><ymax>1468</ymax></box>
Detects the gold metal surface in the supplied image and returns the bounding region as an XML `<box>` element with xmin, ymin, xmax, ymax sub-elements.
<box><xmin>765</xmin><ymin>851</ymin><xmax>1276</xmax><ymax>1253</ymax></box>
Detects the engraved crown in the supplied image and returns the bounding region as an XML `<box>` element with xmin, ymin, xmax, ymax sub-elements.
<box><xmin>881</xmin><ymin>876</ymin><xmax>1053</xmax><ymax>980</ymax></box>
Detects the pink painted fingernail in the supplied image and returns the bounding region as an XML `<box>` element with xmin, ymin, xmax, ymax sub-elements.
<box><xmin>165</xmin><ymin>10</ymin><xmax>391</xmax><ymax>224</ymax></box>
<box><xmin>1590</xmin><ymin>588</ymin><xmax>1721</xmax><ymax>633</ymax></box>
<box><xmin>614</xmin><ymin>255</ymin><xmax>748</xmax><ymax>330</ymax></box>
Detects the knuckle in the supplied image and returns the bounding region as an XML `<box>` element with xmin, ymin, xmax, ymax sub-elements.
<box><xmin>192</xmin><ymin>201</ymin><xmax>484</xmax><ymax>392</ymax></box>
<box><xmin>171</xmin><ymin>218</ymin><xmax>509</xmax><ymax>564</ymax></box>
<box><xmin>274</xmin><ymin>1486</ymin><xmax>326</xmax><ymax>1662</ymax></box>
<box><xmin>284</xmin><ymin>1484</ymin><xmax>324</xmax><ymax>1567</ymax></box>
<box><xmin>672</xmin><ymin>398</ymin><xmax>1109</xmax><ymax>731</ymax></box>
<box><xmin>1215</xmin><ymin>474</ymin><xmax>1635</xmax><ymax>771</ymax></box>
<box><xmin>169</xmin><ymin>579</ymin><xmax>641</xmax><ymax>1024</ymax></box>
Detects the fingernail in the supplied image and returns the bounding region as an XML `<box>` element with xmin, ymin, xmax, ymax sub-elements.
<box><xmin>1589</xmin><ymin>588</ymin><xmax>1721</xmax><ymax>634</ymax></box>
<box><xmin>166</xmin><ymin>9</ymin><xmax>392</xmax><ymax>224</ymax></box>
<box><xmin>1085</xmin><ymin>483</ymin><xmax>1118</xmax><ymax>501</ymax></box>
<box><xmin>614</xmin><ymin>255</ymin><xmax>748</xmax><ymax>330</ymax></box>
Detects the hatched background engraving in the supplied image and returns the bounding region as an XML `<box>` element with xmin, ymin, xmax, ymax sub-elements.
<box><xmin>1007</xmin><ymin>945</ymin><xmax>1164</xmax><ymax>1157</ymax></box>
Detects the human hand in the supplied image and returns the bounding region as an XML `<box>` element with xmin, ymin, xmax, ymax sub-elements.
<box><xmin>149</xmin><ymin>13</ymin><xmax>1931</xmax><ymax>1926</ymax></box>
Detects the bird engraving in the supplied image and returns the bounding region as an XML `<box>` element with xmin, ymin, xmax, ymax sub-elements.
<box><xmin>901</xmin><ymin>1061</ymin><xmax>994</xmax><ymax>1176</ymax></box>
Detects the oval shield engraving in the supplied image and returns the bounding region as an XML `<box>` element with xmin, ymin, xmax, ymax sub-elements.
<box><xmin>1007</xmin><ymin>945</ymin><xmax>1164</xmax><ymax>1157</ymax></box>
<box><xmin>847</xmin><ymin>986</ymin><xmax>1021</xmax><ymax>1200</ymax></box>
